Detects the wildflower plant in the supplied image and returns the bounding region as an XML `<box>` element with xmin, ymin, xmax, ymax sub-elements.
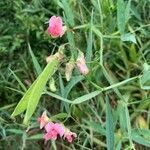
<box><xmin>11</xmin><ymin>15</ymin><xmax>84</xmax><ymax>143</ymax></box>
<box><xmin>1</xmin><ymin>0</ymin><xmax>149</xmax><ymax>149</ymax></box>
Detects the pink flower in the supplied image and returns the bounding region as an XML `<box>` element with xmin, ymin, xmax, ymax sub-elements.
<box><xmin>38</xmin><ymin>111</ymin><xmax>49</xmax><ymax>129</ymax></box>
<box><xmin>44</xmin><ymin>122</ymin><xmax>65</xmax><ymax>141</ymax></box>
<box><xmin>47</xmin><ymin>16</ymin><xmax>65</xmax><ymax>38</ymax></box>
<box><xmin>76</xmin><ymin>52</ymin><xmax>89</xmax><ymax>75</ymax></box>
<box><xmin>64</xmin><ymin>129</ymin><xmax>77</xmax><ymax>143</ymax></box>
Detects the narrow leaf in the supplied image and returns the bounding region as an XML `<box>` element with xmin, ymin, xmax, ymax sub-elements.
<box><xmin>131</xmin><ymin>129</ymin><xmax>150</xmax><ymax>148</ymax></box>
<box><xmin>51</xmin><ymin>113</ymin><xmax>68</xmax><ymax>120</ymax></box>
<box><xmin>140</xmin><ymin>63</ymin><xmax>150</xmax><ymax>90</ymax></box>
<box><xmin>117</xmin><ymin>0</ymin><xmax>126</xmax><ymax>34</ymax></box>
<box><xmin>61</xmin><ymin>0</ymin><xmax>75</xmax><ymax>27</ymax></box>
<box><xmin>86</xmin><ymin>9</ymin><xmax>93</xmax><ymax>62</ymax></box>
<box><xmin>9</xmin><ymin>69</ymin><xmax>27</xmax><ymax>92</ymax></box>
<box><xmin>106</xmin><ymin>95</ymin><xmax>114</xmax><ymax>150</ymax></box>
<box><xmin>28</xmin><ymin>43</ymin><xmax>42</xmax><ymax>76</ymax></box>
<box><xmin>45</xmin><ymin>91</ymin><xmax>72</xmax><ymax>103</ymax></box>
<box><xmin>72</xmin><ymin>90</ymin><xmax>102</xmax><ymax>104</ymax></box>
<box><xmin>125</xmin><ymin>0</ymin><xmax>131</xmax><ymax>23</ymax></box>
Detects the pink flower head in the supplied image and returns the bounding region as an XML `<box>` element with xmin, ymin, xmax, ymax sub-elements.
<box><xmin>44</xmin><ymin>122</ymin><xmax>65</xmax><ymax>141</ymax></box>
<box><xmin>47</xmin><ymin>16</ymin><xmax>65</xmax><ymax>38</ymax></box>
<box><xmin>76</xmin><ymin>52</ymin><xmax>89</xmax><ymax>75</ymax></box>
<box><xmin>64</xmin><ymin>129</ymin><xmax>77</xmax><ymax>143</ymax></box>
<box><xmin>38</xmin><ymin>111</ymin><xmax>49</xmax><ymax>129</ymax></box>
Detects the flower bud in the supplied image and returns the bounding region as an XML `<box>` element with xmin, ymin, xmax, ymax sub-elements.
<box><xmin>38</xmin><ymin>111</ymin><xmax>49</xmax><ymax>129</ymax></box>
<box><xmin>65</xmin><ymin>60</ymin><xmax>75</xmax><ymax>81</ymax></box>
<box><xmin>76</xmin><ymin>51</ymin><xmax>89</xmax><ymax>75</ymax></box>
<box><xmin>49</xmin><ymin>77</ymin><xmax>57</xmax><ymax>92</ymax></box>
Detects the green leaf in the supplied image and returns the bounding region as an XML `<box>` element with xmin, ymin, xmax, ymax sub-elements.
<box><xmin>59</xmin><ymin>73</ymin><xmax>65</xmax><ymax>96</ymax></box>
<box><xmin>51</xmin><ymin>113</ymin><xmax>68</xmax><ymax>121</ymax></box>
<box><xmin>117</xmin><ymin>102</ymin><xmax>127</xmax><ymax>133</ymax></box>
<box><xmin>121</xmin><ymin>33</ymin><xmax>136</xmax><ymax>44</ymax></box>
<box><xmin>45</xmin><ymin>91</ymin><xmax>72</xmax><ymax>103</ymax></box>
<box><xmin>125</xmin><ymin>0</ymin><xmax>131</xmax><ymax>23</ymax></box>
<box><xmin>23</xmin><ymin>57</ymin><xmax>59</xmax><ymax>124</ymax></box>
<box><xmin>11</xmin><ymin>79</ymin><xmax>37</xmax><ymax>117</ymax></box>
<box><xmin>28</xmin><ymin>43</ymin><xmax>42</xmax><ymax>76</ymax></box>
<box><xmin>86</xmin><ymin>9</ymin><xmax>93</xmax><ymax>62</ymax></box>
<box><xmin>63</xmin><ymin>13</ymin><xmax>76</xmax><ymax>57</ymax></box>
<box><xmin>117</xmin><ymin>0</ymin><xmax>126</xmax><ymax>34</ymax></box>
<box><xmin>61</xmin><ymin>0</ymin><xmax>75</xmax><ymax>27</ymax></box>
<box><xmin>9</xmin><ymin>69</ymin><xmax>27</xmax><ymax>92</ymax></box>
<box><xmin>27</xmin><ymin>134</ymin><xmax>43</xmax><ymax>140</ymax></box>
<box><xmin>0</xmin><ymin>103</ymin><xmax>16</xmax><ymax>111</ymax></box>
<box><xmin>131</xmin><ymin>129</ymin><xmax>150</xmax><ymax>148</ymax></box>
<box><xmin>140</xmin><ymin>63</ymin><xmax>150</xmax><ymax>90</ymax></box>
<box><xmin>6</xmin><ymin>129</ymin><xmax>24</xmax><ymax>135</ymax></box>
<box><xmin>106</xmin><ymin>95</ymin><xmax>114</xmax><ymax>150</ymax></box>
<box><xmin>72</xmin><ymin>90</ymin><xmax>102</xmax><ymax>104</ymax></box>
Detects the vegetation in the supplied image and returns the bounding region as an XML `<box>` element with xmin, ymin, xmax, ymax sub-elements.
<box><xmin>0</xmin><ymin>0</ymin><xmax>150</xmax><ymax>149</ymax></box>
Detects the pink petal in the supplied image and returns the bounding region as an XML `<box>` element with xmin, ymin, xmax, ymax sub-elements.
<box><xmin>44</xmin><ymin>122</ymin><xmax>55</xmax><ymax>132</ymax></box>
<box><xmin>49</xmin><ymin>16</ymin><xmax>57</xmax><ymax>25</ymax></box>
<box><xmin>76</xmin><ymin>52</ymin><xmax>89</xmax><ymax>75</ymax></box>
<box><xmin>47</xmin><ymin>16</ymin><xmax>65</xmax><ymax>38</ymax></box>
<box><xmin>44</xmin><ymin>132</ymin><xmax>57</xmax><ymax>141</ymax></box>
<box><xmin>54</xmin><ymin>123</ymin><xmax>65</xmax><ymax>137</ymax></box>
<box><xmin>55</xmin><ymin>17</ymin><xmax>63</xmax><ymax>26</ymax></box>
<box><xmin>38</xmin><ymin>111</ymin><xmax>49</xmax><ymax>129</ymax></box>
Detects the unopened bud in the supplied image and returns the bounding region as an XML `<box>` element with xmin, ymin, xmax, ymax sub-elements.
<box><xmin>65</xmin><ymin>60</ymin><xmax>75</xmax><ymax>81</ymax></box>
<box><xmin>76</xmin><ymin>51</ymin><xmax>89</xmax><ymax>75</ymax></box>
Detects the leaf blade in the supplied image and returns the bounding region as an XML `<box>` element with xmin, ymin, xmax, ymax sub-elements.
<box><xmin>106</xmin><ymin>95</ymin><xmax>114</xmax><ymax>150</ymax></box>
<box><xmin>23</xmin><ymin>57</ymin><xmax>59</xmax><ymax>124</ymax></box>
<box><xmin>117</xmin><ymin>0</ymin><xmax>126</xmax><ymax>34</ymax></box>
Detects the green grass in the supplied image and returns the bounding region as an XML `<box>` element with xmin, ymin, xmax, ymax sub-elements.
<box><xmin>0</xmin><ymin>0</ymin><xmax>150</xmax><ymax>149</ymax></box>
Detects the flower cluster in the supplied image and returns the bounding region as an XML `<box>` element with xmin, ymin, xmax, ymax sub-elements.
<box><xmin>38</xmin><ymin>111</ymin><xmax>77</xmax><ymax>143</ymax></box>
<box><xmin>47</xmin><ymin>16</ymin><xmax>89</xmax><ymax>80</ymax></box>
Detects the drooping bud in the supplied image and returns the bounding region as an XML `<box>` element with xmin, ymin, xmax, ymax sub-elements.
<box><xmin>38</xmin><ymin>111</ymin><xmax>49</xmax><ymax>129</ymax></box>
<box><xmin>49</xmin><ymin>77</ymin><xmax>57</xmax><ymax>92</ymax></box>
<box><xmin>76</xmin><ymin>51</ymin><xmax>89</xmax><ymax>75</ymax></box>
<box><xmin>64</xmin><ymin>129</ymin><xmax>77</xmax><ymax>143</ymax></box>
<box><xmin>65</xmin><ymin>60</ymin><xmax>75</xmax><ymax>81</ymax></box>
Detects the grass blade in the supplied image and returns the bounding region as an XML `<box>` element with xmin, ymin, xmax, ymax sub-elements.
<box><xmin>61</xmin><ymin>0</ymin><xmax>75</xmax><ymax>27</ymax></box>
<box><xmin>106</xmin><ymin>95</ymin><xmax>114</xmax><ymax>150</ymax></box>
<box><xmin>28</xmin><ymin>43</ymin><xmax>42</xmax><ymax>76</ymax></box>
<box><xmin>117</xmin><ymin>0</ymin><xmax>125</xmax><ymax>34</ymax></box>
<box><xmin>72</xmin><ymin>90</ymin><xmax>102</xmax><ymax>104</ymax></box>
<box><xmin>131</xmin><ymin>129</ymin><xmax>150</xmax><ymax>148</ymax></box>
<box><xmin>9</xmin><ymin>69</ymin><xmax>27</xmax><ymax>92</ymax></box>
<box><xmin>86</xmin><ymin>9</ymin><xmax>93</xmax><ymax>62</ymax></box>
